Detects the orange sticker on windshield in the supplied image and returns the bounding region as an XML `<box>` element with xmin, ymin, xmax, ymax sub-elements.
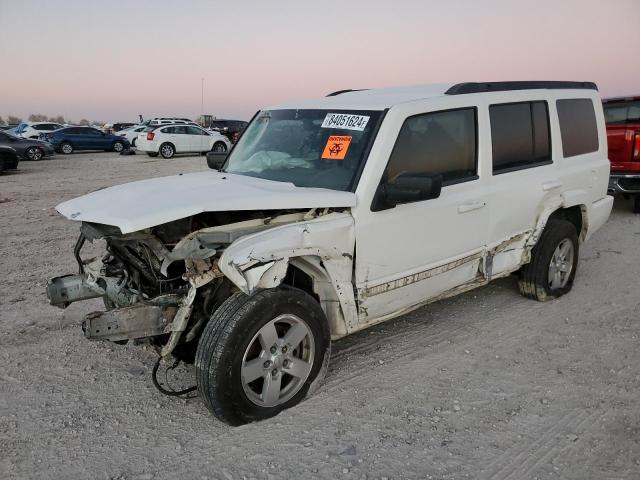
<box><xmin>322</xmin><ymin>136</ymin><xmax>352</xmax><ymax>160</ymax></box>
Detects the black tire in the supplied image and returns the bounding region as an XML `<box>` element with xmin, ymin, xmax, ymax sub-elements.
<box><xmin>131</xmin><ymin>138</ymin><xmax>136</xmax><ymax>148</ymax></box>
<box><xmin>25</xmin><ymin>146</ymin><xmax>43</xmax><ymax>161</ymax></box>
<box><xmin>633</xmin><ymin>196</ymin><xmax>640</xmax><ymax>214</ymax></box>
<box><xmin>159</xmin><ymin>143</ymin><xmax>175</xmax><ymax>159</ymax></box>
<box><xmin>147</xmin><ymin>152</ymin><xmax>159</xmax><ymax>158</ymax></box>
<box><xmin>112</xmin><ymin>141</ymin><xmax>124</xmax><ymax>152</ymax></box>
<box><xmin>195</xmin><ymin>286</ymin><xmax>331</xmax><ymax>426</ymax></box>
<box><xmin>60</xmin><ymin>142</ymin><xmax>73</xmax><ymax>154</ymax></box>
<box><xmin>518</xmin><ymin>219</ymin><xmax>579</xmax><ymax>301</ymax></box>
<box><xmin>212</xmin><ymin>141</ymin><xmax>227</xmax><ymax>153</ymax></box>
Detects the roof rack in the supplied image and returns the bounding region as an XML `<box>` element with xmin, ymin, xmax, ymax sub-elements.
<box><xmin>326</xmin><ymin>89</ymin><xmax>368</xmax><ymax>97</ymax></box>
<box><xmin>445</xmin><ymin>81</ymin><xmax>598</xmax><ymax>95</ymax></box>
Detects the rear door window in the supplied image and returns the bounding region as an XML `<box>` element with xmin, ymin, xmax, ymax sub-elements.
<box><xmin>489</xmin><ymin>101</ymin><xmax>551</xmax><ymax>174</ymax></box>
<box><xmin>556</xmin><ymin>99</ymin><xmax>599</xmax><ymax>157</ymax></box>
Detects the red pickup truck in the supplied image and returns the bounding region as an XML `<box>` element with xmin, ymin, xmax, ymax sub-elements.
<box><xmin>603</xmin><ymin>96</ymin><xmax>640</xmax><ymax>212</ymax></box>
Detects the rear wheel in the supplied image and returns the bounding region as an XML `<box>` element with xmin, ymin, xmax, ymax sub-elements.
<box><xmin>195</xmin><ymin>287</ymin><xmax>330</xmax><ymax>425</ymax></box>
<box><xmin>160</xmin><ymin>143</ymin><xmax>175</xmax><ymax>159</ymax></box>
<box><xmin>518</xmin><ymin>219</ymin><xmax>579</xmax><ymax>301</ymax></box>
<box><xmin>25</xmin><ymin>146</ymin><xmax>43</xmax><ymax>161</ymax></box>
<box><xmin>112</xmin><ymin>141</ymin><xmax>124</xmax><ymax>152</ymax></box>
<box><xmin>60</xmin><ymin>142</ymin><xmax>73</xmax><ymax>154</ymax></box>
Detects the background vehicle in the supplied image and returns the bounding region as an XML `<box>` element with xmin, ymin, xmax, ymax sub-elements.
<box><xmin>136</xmin><ymin>124</ymin><xmax>230</xmax><ymax>158</ymax></box>
<box><xmin>14</xmin><ymin>122</ymin><xmax>64</xmax><ymax>139</ymax></box>
<box><xmin>141</xmin><ymin>117</ymin><xmax>197</xmax><ymax>127</ymax></box>
<box><xmin>208</xmin><ymin>119</ymin><xmax>248</xmax><ymax>143</ymax></box>
<box><xmin>101</xmin><ymin>122</ymin><xmax>136</xmax><ymax>134</ymax></box>
<box><xmin>603</xmin><ymin>96</ymin><xmax>640</xmax><ymax>212</ymax></box>
<box><xmin>44</xmin><ymin>126</ymin><xmax>130</xmax><ymax>154</ymax></box>
<box><xmin>47</xmin><ymin>81</ymin><xmax>612</xmax><ymax>425</ymax></box>
<box><xmin>115</xmin><ymin>124</ymin><xmax>148</xmax><ymax>147</ymax></box>
<box><xmin>0</xmin><ymin>130</ymin><xmax>55</xmax><ymax>160</ymax></box>
<box><xmin>0</xmin><ymin>145</ymin><xmax>20</xmax><ymax>172</ymax></box>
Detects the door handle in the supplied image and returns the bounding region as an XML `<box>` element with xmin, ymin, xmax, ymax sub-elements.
<box><xmin>542</xmin><ymin>180</ymin><xmax>563</xmax><ymax>191</ymax></box>
<box><xmin>458</xmin><ymin>201</ymin><xmax>486</xmax><ymax>213</ymax></box>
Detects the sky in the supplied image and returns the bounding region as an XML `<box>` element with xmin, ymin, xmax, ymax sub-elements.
<box><xmin>1</xmin><ymin>0</ymin><xmax>639</xmax><ymax>123</ymax></box>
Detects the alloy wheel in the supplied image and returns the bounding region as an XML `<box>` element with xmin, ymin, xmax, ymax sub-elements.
<box><xmin>241</xmin><ymin>314</ymin><xmax>315</xmax><ymax>407</ymax></box>
<box><xmin>548</xmin><ymin>238</ymin><xmax>574</xmax><ymax>289</ymax></box>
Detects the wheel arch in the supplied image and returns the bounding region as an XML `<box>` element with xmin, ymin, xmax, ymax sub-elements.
<box><xmin>217</xmin><ymin>213</ymin><xmax>357</xmax><ymax>338</ymax></box>
<box><xmin>528</xmin><ymin>193</ymin><xmax>588</xmax><ymax>250</ymax></box>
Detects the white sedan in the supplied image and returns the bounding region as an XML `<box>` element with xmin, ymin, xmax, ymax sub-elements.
<box><xmin>136</xmin><ymin>124</ymin><xmax>231</xmax><ymax>158</ymax></box>
<box><xmin>115</xmin><ymin>125</ymin><xmax>147</xmax><ymax>148</ymax></box>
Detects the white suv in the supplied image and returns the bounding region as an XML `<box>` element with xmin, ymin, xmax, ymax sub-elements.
<box><xmin>48</xmin><ymin>82</ymin><xmax>612</xmax><ymax>425</ymax></box>
<box><xmin>135</xmin><ymin>124</ymin><xmax>231</xmax><ymax>158</ymax></box>
<box><xmin>15</xmin><ymin>121</ymin><xmax>65</xmax><ymax>139</ymax></box>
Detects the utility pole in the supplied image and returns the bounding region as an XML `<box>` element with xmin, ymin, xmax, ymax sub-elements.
<box><xmin>201</xmin><ymin>78</ymin><xmax>204</xmax><ymax>118</ymax></box>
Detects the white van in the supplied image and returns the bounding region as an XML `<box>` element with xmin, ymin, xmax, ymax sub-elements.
<box><xmin>47</xmin><ymin>81</ymin><xmax>612</xmax><ymax>425</ymax></box>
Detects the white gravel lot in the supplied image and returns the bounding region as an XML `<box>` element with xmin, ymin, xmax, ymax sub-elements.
<box><xmin>0</xmin><ymin>151</ymin><xmax>639</xmax><ymax>480</ymax></box>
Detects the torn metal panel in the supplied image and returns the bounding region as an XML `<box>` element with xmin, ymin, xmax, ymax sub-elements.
<box><xmin>219</xmin><ymin>213</ymin><xmax>356</xmax><ymax>336</ymax></box>
<box><xmin>160</xmin><ymin>212</ymin><xmax>307</xmax><ymax>275</ymax></box>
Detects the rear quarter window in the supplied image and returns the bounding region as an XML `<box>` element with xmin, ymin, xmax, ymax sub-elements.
<box><xmin>556</xmin><ymin>99</ymin><xmax>599</xmax><ymax>157</ymax></box>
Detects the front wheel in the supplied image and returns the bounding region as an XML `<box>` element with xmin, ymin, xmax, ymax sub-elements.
<box><xmin>112</xmin><ymin>141</ymin><xmax>124</xmax><ymax>152</ymax></box>
<box><xmin>195</xmin><ymin>287</ymin><xmax>331</xmax><ymax>425</ymax></box>
<box><xmin>25</xmin><ymin>146</ymin><xmax>43</xmax><ymax>161</ymax></box>
<box><xmin>518</xmin><ymin>219</ymin><xmax>579</xmax><ymax>301</ymax></box>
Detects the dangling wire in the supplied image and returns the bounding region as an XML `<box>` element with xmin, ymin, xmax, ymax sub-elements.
<box><xmin>151</xmin><ymin>356</ymin><xmax>197</xmax><ymax>397</ymax></box>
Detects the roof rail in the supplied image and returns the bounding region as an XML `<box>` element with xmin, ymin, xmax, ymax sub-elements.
<box><xmin>326</xmin><ymin>89</ymin><xmax>368</xmax><ymax>97</ymax></box>
<box><xmin>445</xmin><ymin>81</ymin><xmax>598</xmax><ymax>95</ymax></box>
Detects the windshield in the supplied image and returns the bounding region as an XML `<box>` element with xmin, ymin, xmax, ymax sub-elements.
<box><xmin>224</xmin><ymin>109</ymin><xmax>383</xmax><ymax>191</ymax></box>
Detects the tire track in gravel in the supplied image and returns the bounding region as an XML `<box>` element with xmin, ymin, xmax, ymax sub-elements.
<box><xmin>478</xmin><ymin>409</ymin><xmax>605</xmax><ymax>480</ymax></box>
<box><xmin>323</xmin><ymin>283</ymin><xmax>539</xmax><ymax>394</ymax></box>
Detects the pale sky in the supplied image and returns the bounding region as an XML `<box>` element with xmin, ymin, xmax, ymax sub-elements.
<box><xmin>1</xmin><ymin>0</ymin><xmax>639</xmax><ymax>123</ymax></box>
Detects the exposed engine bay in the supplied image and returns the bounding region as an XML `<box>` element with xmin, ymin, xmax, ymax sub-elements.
<box><xmin>47</xmin><ymin>209</ymin><xmax>325</xmax><ymax>359</ymax></box>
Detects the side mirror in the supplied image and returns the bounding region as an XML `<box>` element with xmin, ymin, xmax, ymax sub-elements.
<box><xmin>372</xmin><ymin>173</ymin><xmax>443</xmax><ymax>211</ymax></box>
<box><xmin>206</xmin><ymin>151</ymin><xmax>228</xmax><ymax>171</ymax></box>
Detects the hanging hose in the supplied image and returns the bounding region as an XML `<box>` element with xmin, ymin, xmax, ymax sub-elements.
<box><xmin>151</xmin><ymin>356</ymin><xmax>197</xmax><ymax>397</ymax></box>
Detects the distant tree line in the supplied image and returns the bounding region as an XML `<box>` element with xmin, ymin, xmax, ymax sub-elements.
<box><xmin>0</xmin><ymin>114</ymin><xmax>104</xmax><ymax>126</ymax></box>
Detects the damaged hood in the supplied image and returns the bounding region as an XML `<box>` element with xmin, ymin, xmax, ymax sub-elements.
<box><xmin>56</xmin><ymin>171</ymin><xmax>356</xmax><ymax>233</ymax></box>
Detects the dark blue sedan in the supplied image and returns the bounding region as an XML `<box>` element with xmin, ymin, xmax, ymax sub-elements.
<box><xmin>44</xmin><ymin>127</ymin><xmax>130</xmax><ymax>154</ymax></box>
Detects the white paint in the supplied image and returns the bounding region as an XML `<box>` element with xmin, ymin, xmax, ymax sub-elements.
<box><xmin>56</xmin><ymin>171</ymin><xmax>356</xmax><ymax>233</ymax></box>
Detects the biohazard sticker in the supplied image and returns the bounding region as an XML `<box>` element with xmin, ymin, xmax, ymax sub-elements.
<box><xmin>322</xmin><ymin>136</ymin><xmax>352</xmax><ymax>160</ymax></box>
<box><xmin>321</xmin><ymin>113</ymin><xmax>370</xmax><ymax>131</ymax></box>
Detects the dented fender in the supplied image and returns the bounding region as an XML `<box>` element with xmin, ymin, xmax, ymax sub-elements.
<box><xmin>219</xmin><ymin>212</ymin><xmax>358</xmax><ymax>335</ymax></box>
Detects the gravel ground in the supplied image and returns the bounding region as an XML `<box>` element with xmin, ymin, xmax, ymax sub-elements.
<box><xmin>0</xmin><ymin>151</ymin><xmax>639</xmax><ymax>480</ymax></box>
